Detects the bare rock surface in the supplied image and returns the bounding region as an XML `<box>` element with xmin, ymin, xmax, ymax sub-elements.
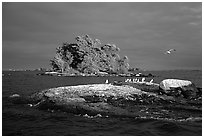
<box><xmin>27</xmin><ymin>83</ymin><xmax>201</xmax><ymax>121</ymax></box>
<box><xmin>159</xmin><ymin>79</ymin><xmax>198</xmax><ymax>98</ymax></box>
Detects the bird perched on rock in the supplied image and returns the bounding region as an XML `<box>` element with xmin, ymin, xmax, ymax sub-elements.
<box><xmin>133</xmin><ymin>78</ymin><xmax>138</xmax><ymax>83</ymax></box>
<box><xmin>105</xmin><ymin>79</ymin><xmax>109</xmax><ymax>84</ymax></box>
<box><xmin>142</xmin><ymin>77</ymin><xmax>145</xmax><ymax>82</ymax></box>
<box><xmin>164</xmin><ymin>49</ymin><xmax>176</xmax><ymax>54</ymax></box>
<box><xmin>136</xmin><ymin>73</ymin><xmax>142</xmax><ymax>76</ymax></box>
<box><xmin>149</xmin><ymin>79</ymin><xmax>154</xmax><ymax>83</ymax></box>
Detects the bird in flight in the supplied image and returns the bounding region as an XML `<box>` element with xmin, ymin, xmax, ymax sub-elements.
<box><xmin>164</xmin><ymin>49</ymin><xmax>176</xmax><ymax>54</ymax></box>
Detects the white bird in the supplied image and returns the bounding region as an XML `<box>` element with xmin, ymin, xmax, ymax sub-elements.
<box><xmin>164</xmin><ymin>49</ymin><xmax>176</xmax><ymax>54</ymax></box>
<box><xmin>133</xmin><ymin>78</ymin><xmax>137</xmax><ymax>83</ymax></box>
<box><xmin>136</xmin><ymin>73</ymin><xmax>142</xmax><ymax>76</ymax></box>
<box><xmin>105</xmin><ymin>79</ymin><xmax>109</xmax><ymax>84</ymax></box>
<box><xmin>149</xmin><ymin>79</ymin><xmax>154</xmax><ymax>83</ymax></box>
<box><xmin>137</xmin><ymin>79</ymin><xmax>140</xmax><ymax>82</ymax></box>
<box><xmin>142</xmin><ymin>77</ymin><xmax>145</xmax><ymax>82</ymax></box>
<box><xmin>28</xmin><ymin>104</ymin><xmax>33</xmax><ymax>107</ymax></box>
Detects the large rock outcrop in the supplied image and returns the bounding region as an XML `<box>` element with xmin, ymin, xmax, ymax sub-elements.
<box><xmin>50</xmin><ymin>35</ymin><xmax>130</xmax><ymax>75</ymax></box>
<box><xmin>159</xmin><ymin>79</ymin><xmax>198</xmax><ymax>99</ymax></box>
<box><xmin>18</xmin><ymin>83</ymin><xmax>201</xmax><ymax>121</ymax></box>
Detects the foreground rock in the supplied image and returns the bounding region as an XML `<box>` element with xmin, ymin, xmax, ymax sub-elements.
<box><xmin>24</xmin><ymin>83</ymin><xmax>201</xmax><ymax>121</ymax></box>
<box><xmin>159</xmin><ymin>79</ymin><xmax>198</xmax><ymax>99</ymax></box>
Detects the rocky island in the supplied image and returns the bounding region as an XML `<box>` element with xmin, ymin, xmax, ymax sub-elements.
<box><xmin>9</xmin><ymin>35</ymin><xmax>202</xmax><ymax>122</ymax></box>
<box><xmin>47</xmin><ymin>34</ymin><xmax>130</xmax><ymax>76</ymax></box>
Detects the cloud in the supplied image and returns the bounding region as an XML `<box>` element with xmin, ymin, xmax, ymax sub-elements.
<box><xmin>188</xmin><ymin>22</ymin><xmax>201</xmax><ymax>26</ymax></box>
<box><xmin>184</xmin><ymin>5</ymin><xmax>202</xmax><ymax>13</ymax></box>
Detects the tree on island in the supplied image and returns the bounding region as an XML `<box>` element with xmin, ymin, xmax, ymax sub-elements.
<box><xmin>50</xmin><ymin>34</ymin><xmax>130</xmax><ymax>75</ymax></box>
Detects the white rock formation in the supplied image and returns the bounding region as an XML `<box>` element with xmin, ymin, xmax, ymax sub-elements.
<box><xmin>160</xmin><ymin>79</ymin><xmax>192</xmax><ymax>90</ymax></box>
<box><xmin>159</xmin><ymin>79</ymin><xmax>198</xmax><ymax>98</ymax></box>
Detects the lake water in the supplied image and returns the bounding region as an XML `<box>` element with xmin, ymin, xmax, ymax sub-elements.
<box><xmin>2</xmin><ymin>70</ymin><xmax>202</xmax><ymax>136</ymax></box>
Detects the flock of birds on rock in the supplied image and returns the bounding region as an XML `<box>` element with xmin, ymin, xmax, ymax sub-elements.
<box><xmin>105</xmin><ymin>78</ymin><xmax>154</xmax><ymax>84</ymax></box>
<box><xmin>133</xmin><ymin>78</ymin><xmax>154</xmax><ymax>84</ymax></box>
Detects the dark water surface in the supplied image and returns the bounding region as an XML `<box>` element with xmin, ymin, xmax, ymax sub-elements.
<box><xmin>2</xmin><ymin>70</ymin><xmax>202</xmax><ymax>136</ymax></box>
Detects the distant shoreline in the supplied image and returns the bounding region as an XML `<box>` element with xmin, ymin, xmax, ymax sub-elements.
<box><xmin>2</xmin><ymin>69</ymin><xmax>202</xmax><ymax>72</ymax></box>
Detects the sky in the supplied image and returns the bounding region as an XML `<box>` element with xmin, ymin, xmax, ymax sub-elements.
<box><xmin>2</xmin><ymin>2</ymin><xmax>202</xmax><ymax>70</ymax></box>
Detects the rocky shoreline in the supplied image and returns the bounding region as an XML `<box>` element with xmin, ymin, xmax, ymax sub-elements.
<box><xmin>37</xmin><ymin>71</ymin><xmax>154</xmax><ymax>78</ymax></box>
